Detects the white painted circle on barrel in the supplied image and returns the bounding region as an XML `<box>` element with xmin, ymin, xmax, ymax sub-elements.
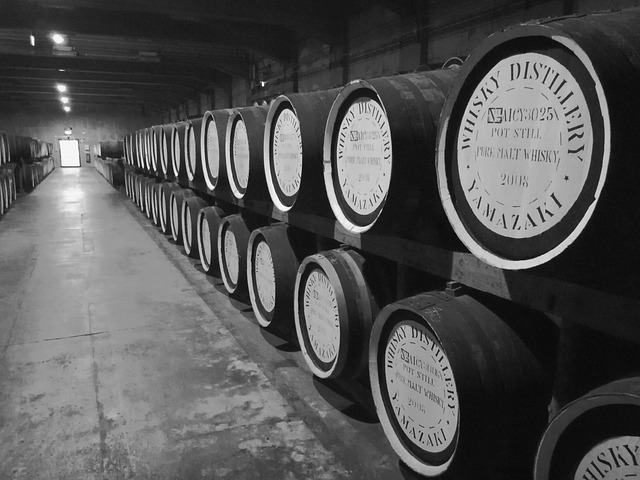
<box><xmin>272</xmin><ymin>107</ymin><xmax>303</xmax><ymax>197</ymax></box>
<box><xmin>161</xmin><ymin>133</ymin><xmax>168</xmax><ymax>171</ymax></box>
<box><xmin>206</xmin><ymin>119</ymin><xmax>220</xmax><ymax>180</ymax></box>
<box><xmin>384</xmin><ymin>321</ymin><xmax>459</xmax><ymax>456</ymax></box>
<box><xmin>223</xmin><ymin>228</ymin><xmax>239</xmax><ymax>285</ymax></box>
<box><xmin>202</xmin><ymin>217</ymin><xmax>211</xmax><ymax>267</ymax></box>
<box><xmin>160</xmin><ymin>190</ymin><xmax>167</xmax><ymax>229</ymax></box>
<box><xmin>574</xmin><ymin>436</ymin><xmax>640</xmax><ymax>480</ymax></box>
<box><xmin>335</xmin><ymin>97</ymin><xmax>392</xmax><ymax>217</ymax></box>
<box><xmin>457</xmin><ymin>52</ymin><xmax>593</xmax><ymax>239</ymax></box>
<box><xmin>232</xmin><ymin>120</ymin><xmax>250</xmax><ymax>190</ymax></box>
<box><xmin>303</xmin><ymin>268</ymin><xmax>340</xmax><ymax>365</ymax></box>
<box><xmin>170</xmin><ymin>195</ymin><xmax>179</xmax><ymax>239</ymax></box>
<box><xmin>185</xmin><ymin>204</ymin><xmax>192</xmax><ymax>248</ymax></box>
<box><xmin>254</xmin><ymin>240</ymin><xmax>276</xmax><ymax>313</ymax></box>
<box><xmin>173</xmin><ymin>130</ymin><xmax>181</xmax><ymax>173</ymax></box>
<box><xmin>188</xmin><ymin>125</ymin><xmax>197</xmax><ymax>176</ymax></box>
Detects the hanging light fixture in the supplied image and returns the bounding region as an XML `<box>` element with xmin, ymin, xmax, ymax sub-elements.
<box><xmin>56</xmin><ymin>84</ymin><xmax>67</xmax><ymax>93</ymax></box>
<box><xmin>51</xmin><ymin>33</ymin><xmax>65</xmax><ymax>44</ymax></box>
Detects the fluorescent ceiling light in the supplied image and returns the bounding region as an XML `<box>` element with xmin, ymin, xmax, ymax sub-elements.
<box><xmin>51</xmin><ymin>33</ymin><xmax>65</xmax><ymax>44</ymax></box>
<box><xmin>30</xmin><ymin>34</ymin><xmax>35</xmax><ymax>47</ymax></box>
<box><xmin>63</xmin><ymin>106</ymin><xmax>71</xmax><ymax>113</ymax></box>
<box><xmin>56</xmin><ymin>84</ymin><xmax>67</xmax><ymax>93</ymax></box>
<box><xmin>60</xmin><ymin>96</ymin><xmax>69</xmax><ymax>104</ymax></box>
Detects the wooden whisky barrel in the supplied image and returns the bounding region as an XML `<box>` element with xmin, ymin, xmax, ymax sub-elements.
<box><xmin>3</xmin><ymin>133</ymin><xmax>10</xmax><ymax>164</ymax></box>
<box><xmin>142</xmin><ymin>176</ymin><xmax>151</xmax><ymax>214</ymax></box>
<box><xmin>136</xmin><ymin>130</ymin><xmax>144</xmax><ymax>170</ymax></box>
<box><xmin>8</xmin><ymin>135</ymin><xmax>35</xmax><ymax>162</ymax></box>
<box><xmin>130</xmin><ymin>133</ymin><xmax>136</xmax><ymax>168</ymax></box>
<box><xmin>132</xmin><ymin>174</ymin><xmax>141</xmax><ymax>206</ymax></box>
<box><xmin>151</xmin><ymin>182</ymin><xmax>163</xmax><ymax>227</ymax></box>
<box><xmin>122</xmin><ymin>134</ymin><xmax>129</xmax><ymax>164</ymax></box>
<box><xmin>0</xmin><ymin>175</ymin><xmax>6</xmax><ymax>215</ymax></box>
<box><xmin>172</xmin><ymin>122</ymin><xmax>189</xmax><ymax>180</ymax></box>
<box><xmin>0</xmin><ymin>173</ymin><xmax>9</xmax><ymax>212</ymax></box>
<box><xmin>323</xmin><ymin>70</ymin><xmax>458</xmax><ymax>235</ymax></box>
<box><xmin>535</xmin><ymin>377</ymin><xmax>640</xmax><ymax>480</ymax></box>
<box><xmin>294</xmin><ymin>247</ymin><xmax>380</xmax><ymax>380</ymax></box>
<box><xmin>136</xmin><ymin>175</ymin><xmax>146</xmax><ymax>210</ymax></box>
<box><xmin>144</xmin><ymin>177</ymin><xmax>157</xmax><ymax>219</ymax></box>
<box><xmin>170</xmin><ymin>188</ymin><xmax>195</xmax><ymax>243</ymax></box>
<box><xmin>0</xmin><ymin>133</ymin><xmax>7</xmax><ymax>164</ymax></box>
<box><xmin>124</xmin><ymin>169</ymin><xmax>131</xmax><ymax>198</ymax></box>
<box><xmin>99</xmin><ymin>140</ymin><xmax>124</xmax><ymax>159</ymax></box>
<box><xmin>437</xmin><ymin>8</ymin><xmax>640</xmax><ymax>270</ymax></box>
<box><xmin>159</xmin><ymin>182</ymin><xmax>181</xmax><ymax>235</ymax></box>
<box><xmin>217</xmin><ymin>214</ymin><xmax>253</xmax><ymax>297</ymax></box>
<box><xmin>139</xmin><ymin>175</ymin><xmax>148</xmax><ymax>212</ymax></box>
<box><xmin>162</xmin><ymin>125</ymin><xmax>174</xmax><ymax>176</ymax></box>
<box><xmin>4</xmin><ymin>173</ymin><xmax>10</xmax><ymax>211</ymax></box>
<box><xmin>369</xmin><ymin>291</ymin><xmax>550</xmax><ymax>478</ymax></box>
<box><xmin>143</xmin><ymin>128</ymin><xmax>152</xmax><ymax>171</ymax></box>
<box><xmin>264</xmin><ymin>89</ymin><xmax>340</xmax><ymax>214</ymax></box>
<box><xmin>10</xmin><ymin>172</ymin><xmax>16</xmax><ymax>203</ymax></box>
<box><xmin>201</xmin><ymin>109</ymin><xmax>233</xmax><ymax>192</ymax></box>
<box><xmin>181</xmin><ymin>195</ymin><xmax>209</xmax><ymax>258</ymax></box>
<box><xmin>248</xmin><ymin>223</ymin><xmax>309</xmax><ymax>334</ymax></box>
<box><xmin>130</xmin><ymin>171</ymin><xmax>138</xmax><ymax>200</ymax></box>
<box><xmin>153</xmin><ymin>125</ymin><xmax>167</xmax><ymax>175</ymax></box>
<box><xmin>225</xmin><ymin>105</ymin><xmax>270</xmax><ymax>200</ymax></box>
<box><xmin>153</xmin><ymin>125</ymin><xmax>165</xmax><ymax>173</ymax></box>
<box><xmin>197</xmin><ymin>206</ymin><xmax>227</xmax><ymax>275</ymax></box>
<box><xmin>185</xmin><ymin>118</ymin><xmax>205</xmax><ymax>183</ymax></box>
<box><xmin>141</xmin><ymin>129</ymin><xmax>148</xmax><ymax>170</ymax></box>
<box><xmin>127</xmin><ymin>133</ymin><xmax>135</xmax><ymax>166</ymax></box>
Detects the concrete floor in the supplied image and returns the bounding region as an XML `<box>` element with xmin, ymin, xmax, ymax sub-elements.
<box><xmin>0</xmin><ymin>168</ymin><xmax>413</xmax><ymax>480</ymax></box>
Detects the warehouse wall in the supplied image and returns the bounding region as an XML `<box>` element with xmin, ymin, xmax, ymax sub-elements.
<box><xmin>0</xmin><ymin>107</ymin><xmax>160</xmax><ymax>168</ymax></box>
<box><xmin>165</xmin><ymin>0</ymin><xmax>640</xmax><ymax>118</ymax></box>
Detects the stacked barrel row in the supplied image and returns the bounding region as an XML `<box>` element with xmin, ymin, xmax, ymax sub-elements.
<box><xmin>0</xmin><ymin>132</ymin><xmax>55</xmax><ymax>217</ymax></box>
<box><xmin>94</xmin><ymin>140</ymin><xmax>125</xmax><ymax>160</ymax></box>
<box><xmin>4</xmin><ymin>134</ymin><xmax>52</xmax><ymax>163</ymax></box>
<box><xmin>0</xmin><ymin>163</ymin><xmax>17</xmax><ymax>217</ymax></box>
<box><xmin>94</xmin><ymin>157</ymin><xmax>124</xmax><ymax>187</ymax></box>
<box><xmin>120</xmin><ymin>7</ymin><xmax>640</xmax><ymax>480</ymax></box>
<box><xmin>18</xmin><ymin>157</ymin><xmax>55</xmax><ymax>192</ymax></box>
<box><xmin>0</xmin><ymin>134</ymin><xmax>16</xmax><ymax>216</ymax></box>
<box><xmin>122</xmin><ymin>70</ymin><xmax>551</xmax><ymax>480</ymax></box>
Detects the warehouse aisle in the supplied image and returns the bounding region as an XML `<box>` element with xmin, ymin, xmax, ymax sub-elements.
<box><xmin>0</xmin><ymin>169</ymin><xmax>403</xmax><ymax>480</ymax></box>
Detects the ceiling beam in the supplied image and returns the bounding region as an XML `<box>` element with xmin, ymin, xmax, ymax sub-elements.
<box><xmin>17</xmin><ymin>0</ymin><xmax>341</xmax><ymax>47</ymax></box>
<box><xmin>0</xmin><ymin>71</ymin><xmax>201</xmax><ymax>97</ymax></box>
<box><xmin>0</xmin><ymin>88</ymin><xmax>186</xmax><ymax>106</ymax></box>
<box><xmin>1</xmin><ymin>1</ymin><xmax>299</xmax><ymax>64</ymax></box>
<box><xmin>0</xmin><ymin>53</ymin><xmax>218</xmax><ymax>90</ymax></box>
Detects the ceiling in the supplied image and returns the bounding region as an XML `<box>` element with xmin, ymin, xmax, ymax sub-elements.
<box><xmin>0</xmin><ymin>0</ymin><xmax>385</xmax><ymax>115</ymax></box>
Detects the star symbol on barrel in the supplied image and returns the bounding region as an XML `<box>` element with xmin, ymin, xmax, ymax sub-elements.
<box><xmin>564</xmin><ymin>175</ymin><xmax>569</xmax><ymax>181</ymax></box>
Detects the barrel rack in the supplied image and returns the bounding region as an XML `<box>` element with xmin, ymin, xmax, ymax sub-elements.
<box><xmin>118</xmin><ymin>7</ymin><xmax>640</xmax><ymax>479</ymax></box>
<box><xmin>134</xmin><ymin>170</ymin><xmax>640</xmax><ymax>345</ymax></box>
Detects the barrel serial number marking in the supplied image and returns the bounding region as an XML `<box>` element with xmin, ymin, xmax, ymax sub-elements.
<box><xmin>335</xmin><ymin>97</ymin><xmax>392</xmax><ymax>217</ymax></box>
<box><xmin>233</xmin><ymin>120</ymin><xmax>250</xmax><ymax>189</ymax></box>
<box><xmin>303</xmin><ymin>269</ymin><xmax>340</xmax><ymax>364</ymax></box>
<box><xmin>254</xmin><ymin>241</ymin><xmax>276</xmax><ymax>312</ymax></box>
<box><xmin>384</xmin><ymin>321</ymin><xmax>458</xmax><ymax>454</ymax></box>
<box><xmin>272</xmin><ymin>108</ymin><xmax>303</xmax><ymax>196</ymax></box>
<box><xmin>457</xmin><ymin>52</ymin><xmax>593</xmax><ymax>239</ymax></box>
